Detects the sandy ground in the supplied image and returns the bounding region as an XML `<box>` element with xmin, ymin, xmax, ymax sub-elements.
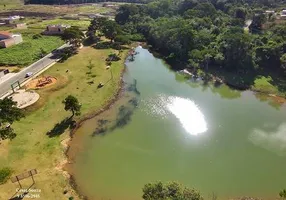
<box><xmin>25</xmin><ymin>76</ymin><xmax>57</xmax><ymax>89</ymax></box>
<box><xmin>11</xmin><ymin>89</ymin><xmax>40</xmax><ymax>109</ymax></box>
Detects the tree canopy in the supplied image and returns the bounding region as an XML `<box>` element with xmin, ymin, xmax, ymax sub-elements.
<box><xmin>113</xmin><ymin>0</ymin><xmax>286</xmax><ymax>89</ymax></box>
<box><xmin>142</xmin><ymin>181</ymin><xmax>203</xmax><ymax>200</ymax></box>
<box><xmin>0</xmin><ymin>98</ymin><xmax>24</xmax><ymax>140</ymax></box>
<box><xmin>61</xmin><ymin>27</ymin><xmax>85</xmax><ymax>48</ymax></box>
<box><xmin>62</xmin><ymin>95</ymin><xmax>81</xmax><ymax>117</ymax></box>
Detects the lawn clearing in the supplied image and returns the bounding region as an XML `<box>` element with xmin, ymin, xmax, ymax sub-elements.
<box><xmin>0</xmin><ymin>29</ymin><xmax>64</xmax><ymax>67</ymax></box>
<box><xmin>0</xmin><ymin>46</ymin><xmax>128</xmax><ymax>200</ymax></box>
<box><xmin>0</xmin><ymin>0</ymin><xmax>22</xmax><ymax>11</ymax></box>
<box><xmin>29</xmin><ymin>18</ymin><xmax>91</xmax><ymax>30</ymax></box>
<box><xmin>3</xmin><ymin>4</ymin><xmax>112</xmax><ymax>15</ymax></box>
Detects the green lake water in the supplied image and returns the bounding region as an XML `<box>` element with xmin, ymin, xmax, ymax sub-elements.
<box><xmin>69</xmin><ymin>47</ymin><xmax>286</xmax><ymax>200</ymax></box>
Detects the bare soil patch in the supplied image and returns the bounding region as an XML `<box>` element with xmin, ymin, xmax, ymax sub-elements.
<box><xmin>26</xmin><ymin>76</ymin><xmax>57</xmax><ymax>89</ymax></box>
<box><xmin>11</xmin><ymin>89</ymin><xmax>40</xmax><ymax>109</ymax></box>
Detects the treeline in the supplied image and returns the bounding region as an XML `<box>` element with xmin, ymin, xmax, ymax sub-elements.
<box><xmin>24</xmin><ymin>0</ymin><xmax>152</xmax><ymax>4</ymax></box>
<box><xmin>113</xmin><ymin>0</ymin><xmax>286</xmax><ymax>88</ymax></box>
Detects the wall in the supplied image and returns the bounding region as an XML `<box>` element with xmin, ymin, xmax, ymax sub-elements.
<box><xmin>12</xmin><ymin>34</ymin><xmax>23</xmax><ymax>44</ymax></box>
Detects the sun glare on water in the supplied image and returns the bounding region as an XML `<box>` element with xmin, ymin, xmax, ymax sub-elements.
<box><xmin>166</xmin><ymin>96</ymin><xmax>207</xmax><ymax>136</ymax></box>
<box><xmin>143</xmin><ymin>95</ymin><xmax>207</xmax><ymax>136</ymax></box>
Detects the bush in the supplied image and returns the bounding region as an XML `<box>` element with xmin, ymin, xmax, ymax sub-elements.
<box><xmin>94</xmin><ymin>42</ymin><xmax>111</xmax><ymax>49</ymax></box>
<box><xmin>115</xmin><ymin>35</ymin><xmax>131</xmax><ymax>45</ymax></box>
<box><xmin>129</xmin><ymin>33</ymin><xmax>146</xmax><ymax>42</ymax></box>
<box><xmin>106</xmin><ymin>53</ymin><xmax>121</xmax><ymax>62</ymax></box>
<box><xmin>110</xmin><ymin>42</ymin><xmax>122</xmax><ymax>50</ymax></box>
<box><xmin>0</xmin><ymin>167</ymin><xmax>13</xmax><ymax>184</ymax></box>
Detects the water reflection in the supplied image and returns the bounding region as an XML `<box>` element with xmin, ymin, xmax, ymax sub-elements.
<box><xmin>166</xmin><ymin>96</ymin><xmax>207</xmax><ymax>136</ymax></box>
<box><xmin>249</xmin><ymin>123</ymin><xmax>286</xmax><ymax>155</ymax></box>
<box><xmin>144</xmin><ymin>95</ymin><xmax>207</xmax><ymax>136</ymax></box>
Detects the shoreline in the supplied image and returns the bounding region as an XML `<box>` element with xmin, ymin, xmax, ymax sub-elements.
<box><xmin>146</xmin><ymin>46</ymin><xmax>286</xmax><ymax>103</ymax></box>
<box><xmin>60</xmin><ymin>45</ymin><xmax>285</xmax><ymax>200</ymax></box>
<box><xmin>61</xmin><ymin>54</ymin><xmax>129</xmax><ymax>200</ymax></box>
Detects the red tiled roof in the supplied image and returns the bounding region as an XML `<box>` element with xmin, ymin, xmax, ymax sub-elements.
<box><xmin>0</xmin><ymin>31</ymin><xmax>12</xmax><ymax>37</ymax></box>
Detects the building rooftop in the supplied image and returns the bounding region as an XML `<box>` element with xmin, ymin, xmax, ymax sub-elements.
<box><xmin>0</xmin><ymin>31</ymin><xmax>12</xmax><ymax>37</ymax></box>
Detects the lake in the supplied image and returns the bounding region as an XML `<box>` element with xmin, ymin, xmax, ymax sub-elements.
<box><xmin>67</xmin><ymin>47</ymin><xmax>286</xmax><ymax>200</ymax></box>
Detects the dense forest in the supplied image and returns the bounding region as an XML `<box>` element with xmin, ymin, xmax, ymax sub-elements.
<box><xmin>112</xmin><ymin>0</ymin><xmax>286</xmax><ymax>91</ymax></box>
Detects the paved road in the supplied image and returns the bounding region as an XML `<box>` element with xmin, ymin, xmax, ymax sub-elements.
<box><xmin>0</xmin><ymin>44</ymin><xmax>68</xmax><ymax>98</ymax></box>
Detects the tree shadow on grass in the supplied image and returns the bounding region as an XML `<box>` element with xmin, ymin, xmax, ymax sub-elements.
<box><xmin>46</xmin><ymin>117</ymin><xmax>75</xmax><ymax>137</ymax></box>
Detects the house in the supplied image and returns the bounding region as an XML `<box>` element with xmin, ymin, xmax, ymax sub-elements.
<box><xmin>0</xmin><ymin>31</ymin><xmax>23</xmax><ymax>48</ymax></box>
<box><xmin>42</xmin><ymin>24</ymin><xmax>70</xmax><ymax>35</ymax></box>
<box><xmin>12</xmin><ymin>23</ymin><xmax>27</xmax><ymax>29</ymax></box>
<box><xmin>281</xmin><ymin>10</ymin><xmax>286</xmax><ymax>19</ymax></box>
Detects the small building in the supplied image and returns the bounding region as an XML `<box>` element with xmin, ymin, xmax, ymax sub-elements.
<box><xmin>12</xmin><ymin>23</ymin><xmax>27</xmax><ymax>29</ymax></box>
<box><xmin>42</xmin><ymin>24</ymin><xmax>70</xmax><ymax>35</ymax></box>
<box><xmin>265</xmin><ymin>10</ymin><xmax>275</xmax><ymax>14</ymax></box>
<box><xmin>281</xmin><ymin>10</ymin><xmax>286</xmax><ymax>19</ymax></box>
<box><xmin>0</xmin><ymin>31</ymin><xmax>23</xmax><ymax>48</ymax></box>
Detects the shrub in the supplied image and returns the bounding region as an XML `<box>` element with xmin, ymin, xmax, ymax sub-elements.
<box><xmin>129</xmin><ymin>33</ymin><xmax>145</xmax><ymax>42</ymax></box>
<box><xmin>94</xmin><ymin>42</ymin><xmax>111</xmax><ymax>49</ymax></box>
<box><xmin>115</xmin><ymin>35</ymin><xmax>131</xmax><ymax>45</ymax></box>
<box><xmin>106</xmin><ymin>53</ymin><xmax>121</xmax><ymax>62</ymax></box>
<box><xmin>110</xmin><ymin>42</ymin><xmax>122</xmax><ymax>50</ymax></box>
<box><xmin>0</xmin><ymin>167</ymin><xmax>13</xmax><ymax>184</ymax></box>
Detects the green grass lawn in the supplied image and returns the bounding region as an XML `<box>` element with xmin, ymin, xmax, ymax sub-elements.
<box><xmin>0</xmin><ymin>0</ymin><xmax>22</xmax><ymax>11</ymax></box>
<box><xmin>5</xmin><ymin>4</ymin><xmax>112</xmax><ymax>15</ymax></box>
<box><xmin>0</xmin><ymin>29</ymin><xmax>64</xmax><ymax>67</ymax></box>
<box><xmin>29</xmin><ymin>18</ymin><xmax>91</xmax><ymax>30</ymax></box>
<box><xmin>0</xmin><ymin>46</ymin><xmax>128</xmax><ymax>200</ymax></box>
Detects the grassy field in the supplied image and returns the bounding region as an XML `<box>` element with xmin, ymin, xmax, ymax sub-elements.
<box><xmin>0</xmin><ymin>46</ymin><xmax>127</xmax><ymax>200</ymax></box>
<box><xmin>0</xmin><ymin>29</ymin><xmax>64</xmax><ymax>67</ymax></box>
<box><xmin>29</xmin><ymin>18</ymin><xmax>91</xmax><ymax>30</ymax></box>
<box><xmin>19</xmin><ymin>4</ymin><xmax>112</xmax><ymax>15</ymax></box>
<box><xmin>0</xmin><ymin>3</ymin><xmax>112</xmax><ymax>15</ymax></box>
<box><xmin>0</xmin><ymin>0</ymin><xmax>22</xmax><ymax>11</ymax></box>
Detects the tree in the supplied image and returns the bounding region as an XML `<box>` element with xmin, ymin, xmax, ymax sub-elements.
<box><xmin>87</xmin><ymin>60</ymin><xmax>95</xmax><ymax>74</ymax></box>
<box><xmin>280</xmin><ymin>54</ymin><xmax>286</xmax><ymax>71</ymax></box>
<box><xmin>87</xmin><ymin>17</ymin><xmax>107</xmax><ymax>42</ymax></box>
<box><xmin>233</xmin><ymin>7</ymin><xmax>247</xmax><ymax>21</ymax></box>
<box><xmin>0</xmin><ymin>98</ymin><xmax>24</xmax><ymax>140</ymax></box>
<box><xmin>62</xmin><ymin>95</ymin><xmax>81</xmax><ymax>117</ymax></box>
<box><xmin>280</xmin><ymin>189</ymin><xmax>286</xmax><ymax>199</ymax></box>
<box><xmin>142</xmin><ymin>181</ymin><xmax>203</xmax><ymax>200</ymax></box>
<box><xmin>219</xmin><ymin>28</ymin><xmax>253</xmax><ymax>72</ymax></box>
<box><xmin>249</xmin><ymin>13</ymin><xmax>266</xmax><ymax>33</ymax></box>
<box><xmin>62</xmin><ymin>27</ymin><xmax>84</xmax><ymax>48</ymax></box>
<box><xmin>100</xmin><ymin>20</ymin><xmax>121</xmax><ymax>43</ymax></box>
<box><xmin>115</xmin><ymin>4</ymin><xmax>140</xmax><ymax>25</ymax></box>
